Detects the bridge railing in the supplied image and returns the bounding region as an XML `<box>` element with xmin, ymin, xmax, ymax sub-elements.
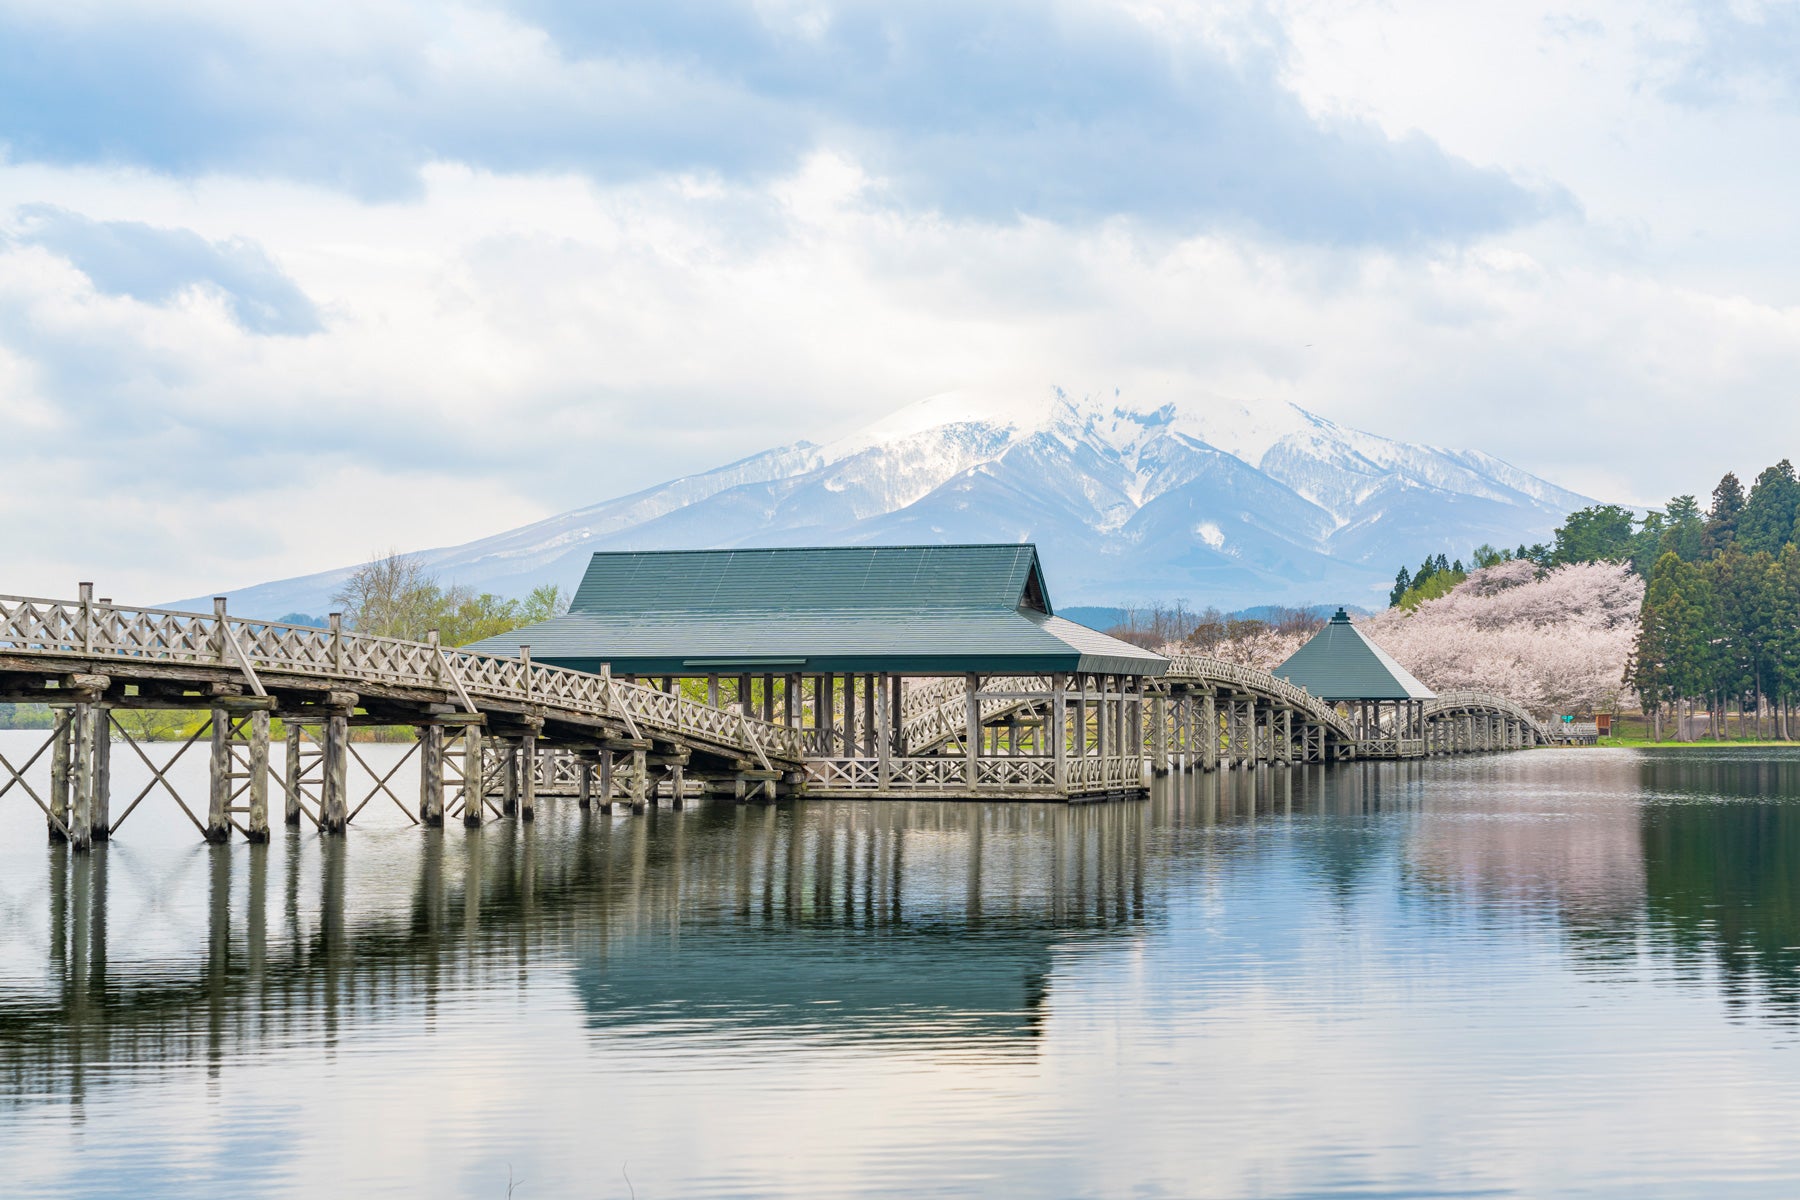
<box><xmin>1422</xmin><ymin>690</ymin><xmax>1550</xmax><ymax>743</ymax></box>
<box><xmin>1161</xmin><ymin>654</ymin><xmax>1357</xmax><ymax>743</ymax></box>
<box><xmin>902</xmin><ymin>675</ymin><xmax>1046</xmax><ymax>753</ymax></box>
<box><xmin>0</xmin><ymin>593</ymin><xmax>805</xmax><ymax>765</ymax></box>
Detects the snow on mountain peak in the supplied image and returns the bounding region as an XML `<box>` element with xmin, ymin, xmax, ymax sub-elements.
<box><xmin>185</xmin><ymin>384</ymin><xmax>1597</xmax><ymax>618</ymax></box>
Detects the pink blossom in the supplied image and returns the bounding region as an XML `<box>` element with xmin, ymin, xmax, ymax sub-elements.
<box><xmin>1358</xmin><ymin>561</ymin><xmax>1643</xmax><ymax>716</ymax></box>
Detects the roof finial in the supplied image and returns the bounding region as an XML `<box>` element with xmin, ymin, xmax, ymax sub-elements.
<box><xmin>1332</xmin><ymin>607</ymin><xmax>1350</xmax><ymax>623</ymax></box>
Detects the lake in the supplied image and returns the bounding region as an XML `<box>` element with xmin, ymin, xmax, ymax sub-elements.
<box><xmin>3</xmin><ymin>734</ymin><xmax>1799</xmax><ymax>1198</ymax></box>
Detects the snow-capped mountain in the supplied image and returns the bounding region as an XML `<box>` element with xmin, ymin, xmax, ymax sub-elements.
<box><xmin>178</xmin><ymin>388</ymin><xmax>1593</xmax><ymax>617</ymax></box>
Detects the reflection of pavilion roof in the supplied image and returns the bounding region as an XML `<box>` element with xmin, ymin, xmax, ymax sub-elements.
<box><xmin>1272</xmin><ymin>609</ymin><xmax>1434</xmax><ymax>701</ymax></box>
<box><xmin>466</xmin><ymin>544</ymin><xmax>1168</xmax><ymax>676</ymax></box>
<box><xmin>572</xmin><ymin>923</ymin><xmax>1125</xmax><ymax>1042</ymax></box>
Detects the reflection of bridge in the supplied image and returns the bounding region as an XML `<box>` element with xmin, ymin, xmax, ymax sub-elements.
<box><xmin>2</xmin><ymin>587</ymin><xmax>1552</xmax><ymax>848</ymax></box>
<box><xmin>8</xmin><ymin>787</ymin><xmax>1300</xmax><ymax>1101</ymax></box>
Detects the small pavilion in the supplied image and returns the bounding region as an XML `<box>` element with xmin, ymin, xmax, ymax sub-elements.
<box><xmin>1271</xmin><ymin>608</ymin><xmax>1435</xmax><ymax>757</ymax></box>
<box><xmin>467</xmin><ymin>544</ymin><xmax>1167</xmax><ymax>798</ymax></box>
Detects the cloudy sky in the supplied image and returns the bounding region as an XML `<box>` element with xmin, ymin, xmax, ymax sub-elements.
<box><xmin>3</xmin><ymin>0</ymin><xmax>1798</xmax><ymax>601</ymax></box>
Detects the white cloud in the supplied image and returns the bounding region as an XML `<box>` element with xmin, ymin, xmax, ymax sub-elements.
<box><xmin>2</xmin><ymin>2</ymin><xmax>1799</xmax><ymax>602</ymax></box>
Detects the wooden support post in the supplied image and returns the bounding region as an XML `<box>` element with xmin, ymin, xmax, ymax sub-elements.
<box><xmin>518</xmin><ymin>731</ymin><xmax>537</xmax><ymax>822</ymax></box>
<box><xmin>71</xmin><ymin>702</ymin><xmax>94</xmax><ymax>852</ymax></box>
<box><xmin>1052</xmin><ymin>674</ymin><xmax>1068</xmax><ymax>792</ymax></box>
<box><xmin>842</xmin><ymin>673</ymin><xmax>857</xmax><ymax>758</ymax></box>
<box><xmin>599</xmin><ymin>751</ymin><xmax>614</xmax><ymax>813</ymax></box>
<box><xmin>285</xmin><ymin>724</ymin><xmax>304</xmax><ymax>826</ymax></box>
<box><xmin>207</xmin><ymin>708</ymin><xmax>232</xmax><ymax>843</ymax></box>
<box><xmin>322</xmin><ymin>710</ymin><xmax>349</xmax><ymax>833</ymax></box>
<box><xmin>462</xmin><ymin>724</ymin><xmax>485</xmax><ymax>827</ymax></box>
<box><xmin>501</xmin><ymin>741</ymin><xmax>519</xmax><ymax>817</ymax></box>
<box><xmin>630</xmin><ymin>748</ymin><xmax>648</xmax><ymax>813</ymax></box>
<box><xmin>863</xmin><ymin>674</ymin><xmax>876</xmax><ymax>758</ymax></box>
<box><xmin>1202</xmin><ymin>692</ymin><xmax>1217</xmax><ymax>771</ymax></box>
<box><xmin>1150</xmin><ymin>691</ymin><xmax>1168</xmax><ymax>775</ymax></box>
<box><xmin>246</xmin><ymin>710</ymin><xmax>271</xmax><ymax>841</ymax></box>
<box><xmin>92</xmin><ymin>707</ymin><xmax>112</xmax><ymax>841</ymax></box>
<box><xmin>419</xmin><ymin>724</ymin><xmax>445</xmax><ymax>826</ymax></box>
<box><xmin>576</xmin><ymin>752</ymin><xmax>593</xmax><ymax>811</ymax></box>
<box><xmin>49</xmin><ymin>711</ymin><xmax>71</xmax><ymax>843</ymax></box>
<box><xmin>965</xmin><ymin>673</ymin><xmax>980</xmax><ymax>791</ymax></box>
<box><xmin>877</xmin><ymin>672</ymin><xmax>892</xmax><ymax>791</ymax></box>
<box><xmin>1280</xmin><ymin>709</ymin><xmax>1292</xmax><ymax>766</ymax></box>
<box><xmin>667</xmin><ymin>761</ymin><xmax>685</xmax><ymax>810</ymax></box>
<box><xmin>1075</xmin><ymin>677</ymin><xmax>1088</xmax><ymax>759</ymax></box>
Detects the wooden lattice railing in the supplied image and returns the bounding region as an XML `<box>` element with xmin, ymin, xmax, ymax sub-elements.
<box><xmin>1423</xmin><ymin>690</ymin><xmax>1550</xmax><ymax>744</ymax></box>
<box><xmin>805</xmin><ymin>753</ymin><xmax>1142</xmax><ymax>793</ymax></box>
<box><xmin>1162</xmin><ymin>655</ymin><xmax>1358</xmax><ymax>743</ymax></box>
<box><xmin>901</xmin><ymin>675</ymin><xmax>1046</xmax><ymax>753</ymax></box>
<box><xmin>0</xmin><ymin>593</ymin><xmax>805</xmax><ymax>765</ymax></box>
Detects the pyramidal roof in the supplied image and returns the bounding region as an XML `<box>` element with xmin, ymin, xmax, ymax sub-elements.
<box><xmin>1271</xmin><ymin>609</ymin><xmax>1435</xmax><ymax>702</ymax></box>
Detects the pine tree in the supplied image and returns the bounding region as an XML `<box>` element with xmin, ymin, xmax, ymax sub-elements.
<box><xmin>1389</xmin><ymin>567</ymin><xmax>1412</xmax><ymax>608</ymax></box>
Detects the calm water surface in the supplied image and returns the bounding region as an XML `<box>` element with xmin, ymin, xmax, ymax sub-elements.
<box><xmin>3</xmin><ymin>736</ymin><xmax>1800</xmax><ymax>1198</ymax></box>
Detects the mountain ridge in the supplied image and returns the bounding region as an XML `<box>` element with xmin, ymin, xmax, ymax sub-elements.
<box><xmin>171</xmin><ymin>387</ymin><xmax>1593</xmax><ymax>618</ymax></box>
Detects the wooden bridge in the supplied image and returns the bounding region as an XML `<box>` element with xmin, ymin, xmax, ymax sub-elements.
<box><xmin>0</xmin><ymin>588</ymin><xmax>805</xmax><ymax>849</ymax></box>
<box><xmin>1</xmin><ymin>587</ymin><xmax>1556</xmax><ymax>847</ymax></box>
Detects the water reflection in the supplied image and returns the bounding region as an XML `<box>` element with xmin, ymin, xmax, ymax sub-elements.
<box><xmin>1638</xmin><ymin>752</ymin><xmax>1800</xmax><ymax>1017</ymax></box>
<box><xmin>6</xmin><ymin>771</ymin><xmax>1316</xmax><ymax>1103</ymax></box>
<box><xmin>6</xmin><ymin>751</ymin><xmax>1800</xmax><ymax>1198</ymax></box>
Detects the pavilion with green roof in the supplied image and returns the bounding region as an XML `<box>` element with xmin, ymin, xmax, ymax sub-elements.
<box><xmin>467</xmin><ymin>544</ymin><xmax>1166</xmax><ymax>797</ymax></box>
<box><xmin>1272</xmin><ymin>608</ymin><xmax>1435</xmax><ymax>756</ymax></box>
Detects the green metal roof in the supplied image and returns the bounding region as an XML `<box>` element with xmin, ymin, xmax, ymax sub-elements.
<box><xmin>465</xmin><ymin>544</ymin><xmax>1167</xmax><ymax>677</ymax></box>
<box><xmin>568</xmin><ymin>545</ymin><xmax>1054</xmax><ymax>615</ymax></box>
<box><xmin>1270</xmin><ymin>609</ymin><xmax>1435</xmax><ymax>701</ymax></box>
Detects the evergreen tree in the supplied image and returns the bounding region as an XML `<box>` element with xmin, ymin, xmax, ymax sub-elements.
<box><xmin>1659</xmin><ymin>494</ymin><xmax>1705</xmax><ymax>563</ymax></box>
<box><xmin>1631</xmin><ymin>552</ymin><xmax>1684</xmax><ymax>726</ymax></box>
<box><xmin>1553</xmin><ymin>504</ymin><xmax>1638</xmax><ymax>565</ymax></box>
<box><xmin>1704</xmin><ymin>472</ymin><xmax>1747</xmax><ymax>554</ymax></box>
<box><xmin>1738</xmin><ymin>460</ymin><xmax>1800</xmax><ymax>557</ymax></box>
<box><xmin>1389</xmin><ymin>567</ymin><xmax>1412</xmax><ymax>608</ymax></box>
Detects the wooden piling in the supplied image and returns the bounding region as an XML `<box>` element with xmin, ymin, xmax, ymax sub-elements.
<box><xmin>71</xmin><ymin>702</ymin><xmax>94</xmax><ymax>851</ymax></box>
<box><xmin>49</xmin><ymin>711</ymin><xmax>70</xmax><ymax>843</ymax></box>
<box><xmin>501</xmin><ymin>741</ymin><xmax>519</xmax><ymax>817</ymax></box>
<box><xmin>519</xmin><ymin>731</ymin><xmax>537</xmax><ymax>822</ymax></box>
<box><xmin>246</xmin><ymin>710</ymin><xmax>271</xmax><ymax>842</ymax></box>
<box><xmin>284</xmin><ymin>724</ymin><xmax>303</xmax><ymax>825</ymax></box>
<box><xmin>207</xmin><ymin>708</ymin><xmax>232</xmax><ymax>843</ymax></box>
<box><xmin>419</xmin><ymin>725</ymin><xmax>444</xmax><ymax>826</ymax></box>
<box><xmin>576</xmin><ymin>751</ymin><xmax>593</xmax><ymax>811</ymax></box>
<box><xmin>461</xmin><ymin>725</ymin><xmax>485</xmax><ymax>828</ymax></box>
<box><xmin>629</xmin><ymin>748</ymin><xmax>648</xmax><ymax>813</ymax></box>
<box><xmin>92</xmin><ymin>707</ymin><xmax>112</xmax><ymax>842</ymax></box>
<box><xmin>321</xmin><ymin>711</ymin><xmax>349</xmax><ymax>833</ymax></box>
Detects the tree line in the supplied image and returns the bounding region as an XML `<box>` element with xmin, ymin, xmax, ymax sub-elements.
<box><xmin>1628</xmin><ymin>464</ymin><xmax>1800</xmax><ymax>740</ymax></box>
<box><xmin>1387</xmin><ymin>462</ymin><xmax>1800</xmax><ymax>739</ymax></box>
